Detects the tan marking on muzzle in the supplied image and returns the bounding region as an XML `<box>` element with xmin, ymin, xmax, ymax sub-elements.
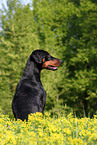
<box><xmin>42</xmin><ymin>59</ymin><xmax>61</xmax><ymax>68</ymax></box>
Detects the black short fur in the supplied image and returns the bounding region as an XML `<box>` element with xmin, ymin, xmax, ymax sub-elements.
<box><xmin>12</xmin><ymin>50</ymin><xmax>62</xmax><ymax>121</ymax></box>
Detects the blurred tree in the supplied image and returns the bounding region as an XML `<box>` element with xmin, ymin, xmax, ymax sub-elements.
<box><xmin>32</xmin><ymin>0</ymin><xmax>97</xmax><ymax>117</ymax></box>
<box><xmin>0</xmin><ymin>0</ymin><xmax>97</xmax><ymax>117</ymax></box>
<box><xmin>63</xmin><ymin>0</ymin><xmax>97</xmax><ymax>117</ymax></box>
<box><xmin>0</xmin><ymin>0</ymin><xmax>39</xmax><ymax>115</ymax></box>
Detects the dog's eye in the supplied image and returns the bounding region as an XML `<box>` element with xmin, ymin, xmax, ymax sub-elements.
<box><xmin>45</xmin><ymin>55</ymin><xmax>51</xmax><ymax>61</ymax></box>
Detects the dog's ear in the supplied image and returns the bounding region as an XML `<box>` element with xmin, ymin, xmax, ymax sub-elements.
<box><xmin>30</xmin><ymin>51</ymin><xmax>43</xmax><ymax>64</ymax></box>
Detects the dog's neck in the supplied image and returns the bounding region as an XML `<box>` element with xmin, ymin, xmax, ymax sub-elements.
<box><xmin>23</xmin><ymin>57</ymin><xmax>41</xmax><ymax>83</ymax></box>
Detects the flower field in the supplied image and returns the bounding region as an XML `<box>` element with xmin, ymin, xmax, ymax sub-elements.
<box><xmin>0</xmin><ymin>112</ymin><xmax>97</xmax><ymax>145</ymax></box>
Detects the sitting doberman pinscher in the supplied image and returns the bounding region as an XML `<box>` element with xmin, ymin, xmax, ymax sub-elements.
<box><xmin>12</xmin><ymin>50</ymin><xmax>62</xmax><ymax>120</ymax></box>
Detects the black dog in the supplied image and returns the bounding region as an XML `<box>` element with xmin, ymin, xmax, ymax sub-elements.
<box><xmin>12</xmin><ymin>50</ymin><xmax>62</xmax><ymax>120</ymax></box>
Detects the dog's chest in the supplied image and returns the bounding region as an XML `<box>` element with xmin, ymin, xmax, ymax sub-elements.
<box><xmin>39</xmin><ymin>82</ymin><xmax>45</xmax><ymax>96</ymax></box>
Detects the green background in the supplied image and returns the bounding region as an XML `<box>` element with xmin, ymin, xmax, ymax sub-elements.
<box><xmin>0</xmin><ymin>0</ymin><xmax>97</xmax><ymax>118</ymax></box>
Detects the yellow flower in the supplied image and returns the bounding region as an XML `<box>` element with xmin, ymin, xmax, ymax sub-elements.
<box><xmin>0</xmin><ymin>111</ymin><xmax>97</xmax><ymax>145</ymax></box>
<box><xmin>63</xmin><ymin>128</ymin><xmax>71</xmax><ymax>135</ymax></box>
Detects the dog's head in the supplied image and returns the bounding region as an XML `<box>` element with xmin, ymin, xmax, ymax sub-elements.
<box><xmin>30</xmin><ymin>50</ymin><xmax>62</xmax><ymax>71</ymax></box>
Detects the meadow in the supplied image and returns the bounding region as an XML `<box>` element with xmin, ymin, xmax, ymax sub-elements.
<box><xmin>0</xmin><ymin>112</ymin><xmax>97</xmax><ymax>145</ymax></box>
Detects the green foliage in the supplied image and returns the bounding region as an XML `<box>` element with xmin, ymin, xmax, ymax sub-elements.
<box><xmin>63</xmin><ymin>0</ymin><xmax>97</xmax><ymax>117</ymax></box>
<box><xmin>0</xmin><ymin>0</ymin><xmax>97</xmax><ymax>117</ymax></box>
<box><xmin>0</xmin><ymin>0</ymin><xmax>39</xmax><ymax>115</ymax></box>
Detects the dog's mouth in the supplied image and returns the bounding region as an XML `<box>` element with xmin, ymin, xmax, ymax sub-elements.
<box><xmin>42</xmin><ymin>59</ymin><xmax>62</xmax><ymax>70</ymax></box>
<box><xmin>47</xmin><ymin>65</ymin><xmax>58</xmax><ymax>71</ymax></box>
